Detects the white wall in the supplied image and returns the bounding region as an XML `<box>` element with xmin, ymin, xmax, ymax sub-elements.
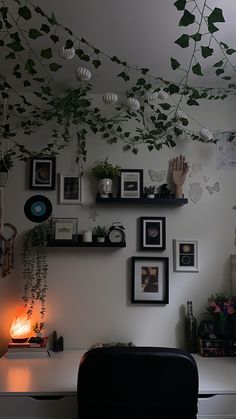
<box><xmin>1</xmin><ymin>95</ymin><xmax>236</xmax><ymax>354</ymax></box>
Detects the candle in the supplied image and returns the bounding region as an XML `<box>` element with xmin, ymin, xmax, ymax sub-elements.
<box><xmin>83</xmin><ymin>229</ymin><xmax>92</xmax><ymax>242</ymax></box>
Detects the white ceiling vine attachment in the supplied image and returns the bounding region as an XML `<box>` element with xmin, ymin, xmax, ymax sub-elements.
<box><xmin>127</xmin><ymin>97</ymin><xmax>140</xmax><ymax>111</ymax></box>
<box><xmin>145</xmin><ymin>91</ymin><xmax>159</xmax><ymax>102</ymax></box>
<box><xmin>59</xmin><ymin>46</ymin><xmax>75</xmax><ymax>60</ymax></box>
<box><xmin>157</xmin><ymin>89</ymin><xmax>169</xmax><ymax>101</ymax></box>
<box><xmin>199</xmin><ymin>128</ymin><xmax>214</xmax><ymax>142</ymax></box>
<box><xmin>77</xmin><ymin>67</ymin><xmax>92</xmax><ymax>81</ymax></box>
<box><xmin>102</xmin><ymin>92</ymin><xmax>118</xmax><ymax>104</ymax></box>
<box><xmin>174</xmin><ymin>110</ymin><xmax>188</xmax><ymax>122</ymax></box>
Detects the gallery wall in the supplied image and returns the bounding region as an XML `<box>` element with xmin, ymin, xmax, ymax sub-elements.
<box><xmin>0</xmin><ymin>95</ymin><xmax>236</xmax><ymax>354</ymax></box>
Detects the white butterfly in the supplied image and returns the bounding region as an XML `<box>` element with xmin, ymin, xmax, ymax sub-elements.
<box><xmin>206</xmin><ymin>182</ymin><xmax>220</xmax><ymax>195</ymax></box>
<box><xmin>148</xmin><ymin>169</ymin><xmax>166</xmax><ymax>183</ymax></box>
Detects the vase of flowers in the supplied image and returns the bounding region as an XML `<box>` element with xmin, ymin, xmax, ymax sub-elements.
<box><xmin>206</xmin><ymin>291</ymin><xmax>235</xmax><ymax>338</ymax></box>
<box><xmin>92</xmin><ymin>158</ymin><xmax>121</xmax><ymax>198</ymax></box>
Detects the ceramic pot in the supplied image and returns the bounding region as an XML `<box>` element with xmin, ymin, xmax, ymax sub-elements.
<box><xmin>98</xmin><ymin>178</ymin><xmax>113</xmax><ymax>198</ymax></box>
<box><xmin>97</xmin><ymin>237</ymin><xmax>105</xmax><ymax>242</ymax></box>
<box><xmin>147</xmin><ymin>194</ymin><xmax>155</xmax><ymax>198</ymax></box>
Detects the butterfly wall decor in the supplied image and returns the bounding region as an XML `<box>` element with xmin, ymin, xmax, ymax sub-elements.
<box><xmin>206</xmin><ymin>182</ymin><xmax>220</xmax><ymax>195</ymax></box>
<box><xmin>148</xmin><ymin>169</ymin><xmax>166</xmax><ymax>183</ymax></box>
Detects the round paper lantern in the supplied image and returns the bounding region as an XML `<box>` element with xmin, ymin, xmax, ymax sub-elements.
<box><xmin>102</xmin><ymin>92</ymin><xmax>118</xmax><ymax>104</ymax></box>
<box><xmin>158</xmin><ymin>89</ymin><xmax>169</xmax><ymax>100</ymax></box>
<box><xmin>127</xmin><ymin>97</ymin><xmax>140</xmax><ymax>111</ymax></box>
<box><xmin>59</xmin><ymin>46</ymin><xmax>75</xmax><ymax>60</ymax></box>
<box><xmin>174</xmin><ymin>110</ymin><xmax>188</xmax><ymax>121</ymax></box>
<box><xmin>145</xmin><ymin>91</ymin><xmax>159</xmax><ymax>102</ymax></box>
<box><xmin>199</xmin><ymin>128</ymin><xmax>213</xmax><ymax>142</ymax></box>
<box><xmin>77</xmin><ymin>67</ymin><xmax>92</xmax><ymax>81</ymax></box>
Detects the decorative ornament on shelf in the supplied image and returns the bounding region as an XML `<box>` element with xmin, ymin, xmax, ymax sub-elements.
<box><xmin>59</xmin><ymin>46</ymin><xmax>75</xmax><ymax>60</ymax></box>
<box><xmin>145</xmin><ymin>91</ymin><xmax>159</xmax><ymax>102</ymax></box>
<box><xmin>157</xmin><ymin>89</ymin><xmax>169</xmax><ymax>101</ymax></box>
<box><xmin>77</xmin><ymin>67</ymin><xmax>92</xmax><ymax>81</ymax></box>
<box><xmin>127</xmin><ymin>97</ymin><xmax>140</xmax><ymax>111</ymax></box>
<box><xmin>102</xmin><ymin>92</ymin><xmax>118</xmax><ymax>104</ymax></box>
<box><xmin>199</xmin><ymin>128</ymin><xmax>214</xmax><ymax>142</ymax></box>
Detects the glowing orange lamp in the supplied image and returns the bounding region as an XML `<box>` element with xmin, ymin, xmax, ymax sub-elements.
<box><xmin>10</xmin><ymin>306</ymin><xmax>31</xmax><ymax>343</ymax></box>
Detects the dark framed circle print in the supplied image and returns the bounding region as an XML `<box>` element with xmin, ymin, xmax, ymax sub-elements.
<box><xmin>139</xmin><ymin>217</ymin><xmax>166</xmax><ymax>251</ymax></box>
<box><xmin>173</xmin><ymin>239</ymin><xmax>198</xmax><ymax>272</ymax></box>
<box><xmin>30</xmin><ymin>158</ymin><xmax>56</xmax><ymax>190</ymax></box>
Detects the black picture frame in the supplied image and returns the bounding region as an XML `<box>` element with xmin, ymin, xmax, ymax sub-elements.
<box><xmin>118</xmin><ymin>169</ymin><xmax>143</xmax><ymax>199</ymax></box>
<box><xmin>131</xmin><ymin>256</ymin><xmax>169</xmax><ymax>304</ymax></box>
<box><xmin>139</xmin><ymin>217</ymin><xmax>166</xmax><ymax>251</ymax></box>
<box><xmin>30</xmin><ymin>158</ymin><xmax>56</xmax><ymax>190</ymax></box>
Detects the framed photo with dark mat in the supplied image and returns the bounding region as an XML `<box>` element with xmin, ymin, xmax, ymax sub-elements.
<box><xmin>131</xmin><ymin>256</ymin><xmax>169</xmax><ymax>304</ymax></box>
<box><xmin>173</xmin><ymin>239</ymin><xmax>198</xmax><ymax>272</ymax></box>
<box><xmin>30</xmin><ymin>158</ymin><xmax>56</xmax><ymax>190</ymax></box>
<box><xmin>59</xmin><ymin>174</ymin><xmax>82</xmax><ymax>204</ymax></box>
<box><xmin>139</xmin><ymin>217</ymin><xmax>166</xmax><ymax>251</ymax></box>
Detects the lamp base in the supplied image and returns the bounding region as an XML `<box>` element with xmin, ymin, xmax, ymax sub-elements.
<box><xmin>11</xmin><ymin>338</ymin><xmax>29</xmax><ymax>343</ymax></box>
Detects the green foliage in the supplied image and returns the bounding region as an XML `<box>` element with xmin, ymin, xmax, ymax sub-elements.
<box><xmin>93</xmin><ymin>225</ymin><xmax>107</xmax><ymax>237</ymax></box>
<box><xmin>92</xmin><ymin>158</ymin><xmax>121</xmax><ymax>179</ymax></box>
<box><xmin>144</xmin><ymin>185</ymin><xmax>156</xmax><ymax>194</ymax></box>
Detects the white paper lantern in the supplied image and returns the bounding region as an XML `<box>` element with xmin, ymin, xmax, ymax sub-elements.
<box><xmin>199</xmin><ymin>128</ymin><xmax>213</xmax><ymax>142</ymax></box>
<box><xmin>102</xmin><ymin>92</ymin><xmax>118</xmax><ymax>104</ymax></box>
<box><xmin>145</xmin><ymin>91</ymin><xmax>159</xmax><ymax>102</ymax></box>
<box><xmin>127</xmin><ymin>97</ymin><xmax>140</xmax><ymax>111</ymax></box>
<box><xmin>59</xmin><ymin>46</ymin><xmax>75</xmax><ymax>60</ymax></box>
<box><xmin>77</xmin><ymin>67</ymin><xmax>92</xmax><ymax>81</ymax></box>
<box><xmin>174</xmin><ymin>110</ymin><xmax>188</xmax><ymax>121</ymax></box>
<box><xmin>158</xmin><ymin>89</ymin><xmax>169</xmax><ymax>100</ymax></box>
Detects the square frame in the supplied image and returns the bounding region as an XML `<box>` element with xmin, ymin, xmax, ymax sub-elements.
<box><xmin>131</xmin><ymin>256</ymin><xmax>169</xmax><ymax>304</ymax></box>
<box><xmin>118</xmin><ymin>169</ymin><xmax>143</xmax><ymax>199</ymax></box>
<box><xmin>30</xmin><ymin>157</ymin><xmax>56</xmax><ymax>190</ymax></box>
<box><xmin>139</xmin><ymin>217</ymin><xmax>166</xmax><ymax>251</ymax></box>
<box><xmin>59</xmin><ymin>174</ymin><xmax>82</xmax><ymax>204</ymax></box>
<box><xmin>173</xmin><ymin>239</ymin><xmax>198</xmax><ymax>272</ymax></box>
<box><xmin>49</xmin><ymin>218</ymin><xmax>78</xmax><ymax>242</ymax></box>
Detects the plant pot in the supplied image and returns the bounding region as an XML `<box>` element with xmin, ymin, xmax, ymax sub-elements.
<box><xmin>98</xmin><ymin>178</ymin><xmax>113</xmax><ymax>198</ymax></box>
<box><xmin>147</xmin><ymin>194</ymin><xmax>155</xmax><ymax>198</ymax></box>
<box><xmin>97</xmin><ymin>237</ymin><xmax>105</xmax><ymax>242</ymax></box>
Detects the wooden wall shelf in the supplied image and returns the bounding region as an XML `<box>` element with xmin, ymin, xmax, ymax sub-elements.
<box><xmin>96</xmin><ymin>197</ymin><xmax>188</xmax><ymax>205</ymax></box>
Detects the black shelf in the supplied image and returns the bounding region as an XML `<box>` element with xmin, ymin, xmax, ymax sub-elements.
<box><xmin>47</xmin><ymin>235</ymin><xmax>126</xmax><ymax>248</ymax></box>
<box><xmin>96</xmin><ymin>197</ymin><xmax>188</xmax><ymax>205</ymax></box>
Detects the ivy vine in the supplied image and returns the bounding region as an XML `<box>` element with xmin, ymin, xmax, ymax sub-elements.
<box><xmin>0</xmin><ymin>0</ymin><xmax>236</xmax><ymax>164</ymax></box>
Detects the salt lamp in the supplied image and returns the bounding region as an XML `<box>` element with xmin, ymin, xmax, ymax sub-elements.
<box><xmin>10</xmin><ymin>306</ymin><xmax>31</xmax><ymax>342</ymax></box>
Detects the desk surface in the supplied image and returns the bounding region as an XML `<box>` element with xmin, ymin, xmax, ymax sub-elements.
<box><xmin>0</xmin><ymin>350</ymin><xmax>236</xmax><ymax>396</ymax></box>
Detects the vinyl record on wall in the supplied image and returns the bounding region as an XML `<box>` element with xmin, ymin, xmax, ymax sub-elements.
<box><xmin>24</xmin><ymin>195</ymin><xmax>52</xmax><ymax>222</ymax></box>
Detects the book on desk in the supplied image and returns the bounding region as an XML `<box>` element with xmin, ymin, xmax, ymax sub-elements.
<box><xmin>6</xmin><ymin>339</ymin><xmax>50</xmax><ymax>358</ymax></box>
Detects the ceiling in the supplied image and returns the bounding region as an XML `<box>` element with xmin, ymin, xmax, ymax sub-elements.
<box><xmin>2</xmin><ymin>0</ymin><xmax>236</xmax><ymax>93</ymax></box>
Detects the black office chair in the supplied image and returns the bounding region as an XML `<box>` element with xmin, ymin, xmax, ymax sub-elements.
<box><xmin>77</xmin><ymin>346</ymin><xmax>198</xmax><ymax>419</ymax></box>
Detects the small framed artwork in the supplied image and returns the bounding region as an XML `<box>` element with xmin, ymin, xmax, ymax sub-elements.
<box><xmin>131</xmin><ymin>256</ymin><xmax>169</xmax><ymax>304</ymax></box>
<box><xmin>59</xmin><ymin>174</ymin><xmax>82</xmax><ymax>204</ymax></box>
<box><xmin>173</xmin><ymin>240</ymin><xmax>198</xmax><ymax>272</ymax></box>
<box><xmin>30</xmin><ymin>158</ymin><xmax>56</xmax><ymax>190</ymax></box>
<box><xmin>118</xmin><ymin>169</ymin><xmax>143</xmax><ymax>199</ymax></box>
<box><xmin>50</xmin><ymin>218</ymin><xmax>78</xmax><ymax>242</ymax></box>
<box><xmin>139</xmin><ymin>217</ymin><xmax>166</xmax><ymax>251</ymax></box>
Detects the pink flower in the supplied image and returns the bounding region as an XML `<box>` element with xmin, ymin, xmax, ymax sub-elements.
<box><xmin>213</xmin><ymin>305</ymin><xmax>221</xmax><ymax>313</ymax></box>
<box><xmin>228</xmin><ymin>306</ymin><xmax>235</xmax><ymax>315</ymax></box>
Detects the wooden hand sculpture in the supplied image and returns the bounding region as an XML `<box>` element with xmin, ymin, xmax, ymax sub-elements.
<box><xmin>171</xmin><ymin>154</ymin><xmax>189</xmax><ymax>198</ymax></box>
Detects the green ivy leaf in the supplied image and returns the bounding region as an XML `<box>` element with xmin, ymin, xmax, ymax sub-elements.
<box><xmin>41</xmin><ymin>86</ymin><xmax>51</xmax><ymax>95</ymax></box>
<box><xmin>213</xmin><ymin>60</ymin><xmax>224</xmax><ymax>67</ymax></box>
<box><xmin>137</xmin><ymin>78</ymin><xmax>146</xmax><ymax>85</ymax></box>
<box><xmin>174</xmin><ymin>0</ymin><xmax>186</xmax><ymax>11</ymax></box>
<box><xmin>23</xmin><ymin>80</ymin><xmax>31</xmax><ymax>87</ymax></box>
<box><xmin>175</xmin><ymin>34</ymin><xmax>190</xmax><ymax>48</ymax></box>
<box><xmin>215</xmin><ymin>68</ymin><xmax>224</xmax><ymax>76</ymax></box>
<box><xmin>220</xmin><ymin>42</ymin><xmax>229</xmax><ymax>49</ymax></box>
<box><xmin>49</xmin><ymin>63</ymin><xmax>62</xmax><ymax>72</ymax></box>
<box><xmin>92</xmin><ymin>59</ymin><xmax>101</xmax><ymax>68</ymax></box>
<box><xmin>201</xmin><ymin>46</ymin><xmax>213</xmax><ymax>58</ymax></box>
<box><xmin>29</xmin><ymin>28</ymin><xmax>43</xmax><ymax>39</ymax></box>
<box><xmin>65</xmin><ymin>39</ymin><xmax>73</xmax><ymax>49</ymax></box>
<box><xmin>7</xmin><ymin>41</ymin><xmax>24</xmax><ymax>52</ymax></box>
<box><xmin>192</xmin><ymin>63</ymin><xmax>203</xmax><ymax>76</ymax></box>
<box><xmin>208</xmin><ymin>7</ymin><xmax>225</xmax><ymax>24</ymax></box>
<box><xmin>35</xmin><ymin>7</ymin><xmax>45</xmax><ymax>17</ymax></box>
<box><xmin>159</xmin><ymin>103</ymin><xmax>171</xmax><ymax>110</ymax></box>
<box><xmin>171</xmin><ymin>57</ymin><xmax>180</xmax><ymax>70</ymax></box>
<box><xmin>117</xmin><ymin>72</ymin><xmax>130</xmax><ymax>82</ymax></box>
<box><xmin>168</xmin><ymin>84</ymin><xmax>180</xmax><ymax>95</ymax></box>
<box><xmin>18</xmin><ymin>6</ymin><xmax>31</xmax><ymax>20</ymax></box>
<box><xmin>208</xmin><ymin>22</ymin><xmax>219</xmax><ymax>34</ymax></box>
<box><xmin>25</xmin><ymin>59</ymin><xmax>37</xmax><ymax>75</ymax></box>
<box><xmin>187</xmin><ymin>98</ymin><xmax>199</xmax><ymax>106</ymax></box>
<box><xmin>191</xmin><ymin>33</ymin><xmax>202</xmax><ymax>42</ymax></box>
<box><xmin>222</xmin><ymin>76</ymin><xmax>231</xmax><ymax>80</ymax></box>
<box><xmin>226</xmin><ymin>49</ymin><xmax>236</xmax><ymax>55</ymax></box>
<box><xmin>41</xmin><ymin>24</ymin><xmax>50</xmax><ymax>33</ymax></box>
<box><xmin>10</xmin><ymin>32</ymin><xmax>20</xmax><ymax>42</ymax></box>
<box><xmin>40</xmin><ymin>48</ymin><xmax>52</xmax><ymax>59</ymax></box>
<box><xmin>179</xmin><ymin>9</ymin><xmax>195</xmax><ymax>26</ymax></box>
<box><xmin>141</xmin><ymin>68</ymin><xmax>149</xmax><ymax>75</ymax></box>
<box><xmin>111</xmin><ymin>56</ymin><xmax>121</xmax><ymax>64</ymax></box>
<box><xmin>5</xmin><ymin>52</ymin><xmax>15</xmax><ymax>59</ymax></box>
<box><xmin>50</xmin><ymin>34</ymin><xmax>59</xmax><ymax>43</ymax></box>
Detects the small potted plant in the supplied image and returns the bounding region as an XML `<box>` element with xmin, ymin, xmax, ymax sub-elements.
<box><xmin>144</xmin><ymin>185</ymin><xmax>156</xmax><ymax>198</ymax></box>
<box><xmin>92</xmin><ymin>157</ymin><xmax>121</xmax><ymax>198</ymax></box>
<box><xmin>93</xmin><ymin>225</ymin><xmax>107</xmax><ymax>242</ymax></box>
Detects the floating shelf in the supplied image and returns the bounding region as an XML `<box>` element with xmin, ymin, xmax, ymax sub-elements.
<box><xmin>47</xmin><ymin>235</ymin><xmax>126</xmax><ymax>248</ymax></box>
<box><xmin>96</xmin><ymin>197</ymin><xmax>188</xmax><ymax>205</ymax></box>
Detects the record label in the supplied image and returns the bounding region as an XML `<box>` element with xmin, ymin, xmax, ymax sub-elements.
<box><xmin>24</xmin><ymin>195</ymin><xmax>52</xmax><ymax>222</ymax></box>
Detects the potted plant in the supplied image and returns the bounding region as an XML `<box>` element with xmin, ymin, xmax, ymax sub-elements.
<box><xmin>205</xmin><ymin>291</ymin><xmax>236</xmax><ymax>338</ymax></box>
<box><xmin>144</xmin><ymin>185</ymin><xmax>156</xmax><ymax>198</ymax></box>
<box><xmin>93</xmin><ymin>225</ymin><xmax>107</xmax><ymax>242</ymax></box>
<box><xmin>92</xmin><ymin>158</ymin><xmax>121</xmax><ymax>198</ymax></box>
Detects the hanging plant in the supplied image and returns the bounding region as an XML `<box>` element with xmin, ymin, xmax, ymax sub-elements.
<box><xmin>22</xmin><ymin>221</ymin><xmax>50</xmax><ymax>320</ymax></box>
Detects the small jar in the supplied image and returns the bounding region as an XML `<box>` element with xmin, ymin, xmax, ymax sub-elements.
<box><xmin>83</xmin><ymin>230</ymin><xmax>92</xmax><ymax>242</ymax></box>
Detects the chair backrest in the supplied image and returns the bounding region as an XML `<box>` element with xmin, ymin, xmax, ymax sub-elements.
<box><xmin>77</xmin><ymin>346</ymin><xmax>199</xmax><ymax>419</ymax></box>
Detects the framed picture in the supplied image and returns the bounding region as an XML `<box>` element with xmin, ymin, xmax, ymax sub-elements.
<box><xmin>50</xmin><ymin>218</ymin><xmax>78</xmax><ymax>242</ymax></box>
<box><xmin>59</xmin><ymin>174</ymin><xmax>82</xmax><ymax>204</ymax></box>
<box><xmin>30</xmin><ymin>158</ymin><xmax>56</xmax><ymax>190</ymax></box>
<box><xmin>131</xmin><ymin>256</ymin><xmax>169</xmax><ymax>304</ymax></box>
<box><xmin>139</xmin><ymin>217</ymin><xmax>166</xmax><ymax>251</ymax></box>
<box><xmin>118</xmin><ymin>169</ymin><xmax>143</xmax><ymax>199</ymax></box>
<box><xmin>173</xmin><ymin>240</ymin><xmax>198</xmax><ymax>272</ymax></box>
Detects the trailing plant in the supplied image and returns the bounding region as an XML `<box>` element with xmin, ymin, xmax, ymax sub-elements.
<box><xmin>92</xmin><ymin>158</ymin><xmax>121</xmax><ymax>180</ymax></box>
<box><xmin>0</xmin><ymin>0</ymin><xmax>236</xmax><ymax>164</ymax></box>
<box><xmin>22</xmin><ymin>221</ymin><xmax>50</xmax><ymax>320</ymax></box>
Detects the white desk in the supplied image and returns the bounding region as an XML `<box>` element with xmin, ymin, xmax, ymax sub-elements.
<box><xmin>0</xmin><ymin>351</ymin><xmax>236</xmax><ymax>418</ymax></box>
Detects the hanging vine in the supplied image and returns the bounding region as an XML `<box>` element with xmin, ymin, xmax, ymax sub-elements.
<box><xmin>0</xmin><ymin>0</ymin><xmax>236</xmax><ymax>164</ymax></box>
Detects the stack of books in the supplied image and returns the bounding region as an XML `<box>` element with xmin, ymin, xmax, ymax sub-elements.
<box><xmin>6</xmin><ymin>338</ymin><xmax>49</xmax><ymax>358</ymax></box>
<box><xmin>198</xmin><ymin>337</ymin><xmax>236</xmax><ymax>357</ymax></box>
